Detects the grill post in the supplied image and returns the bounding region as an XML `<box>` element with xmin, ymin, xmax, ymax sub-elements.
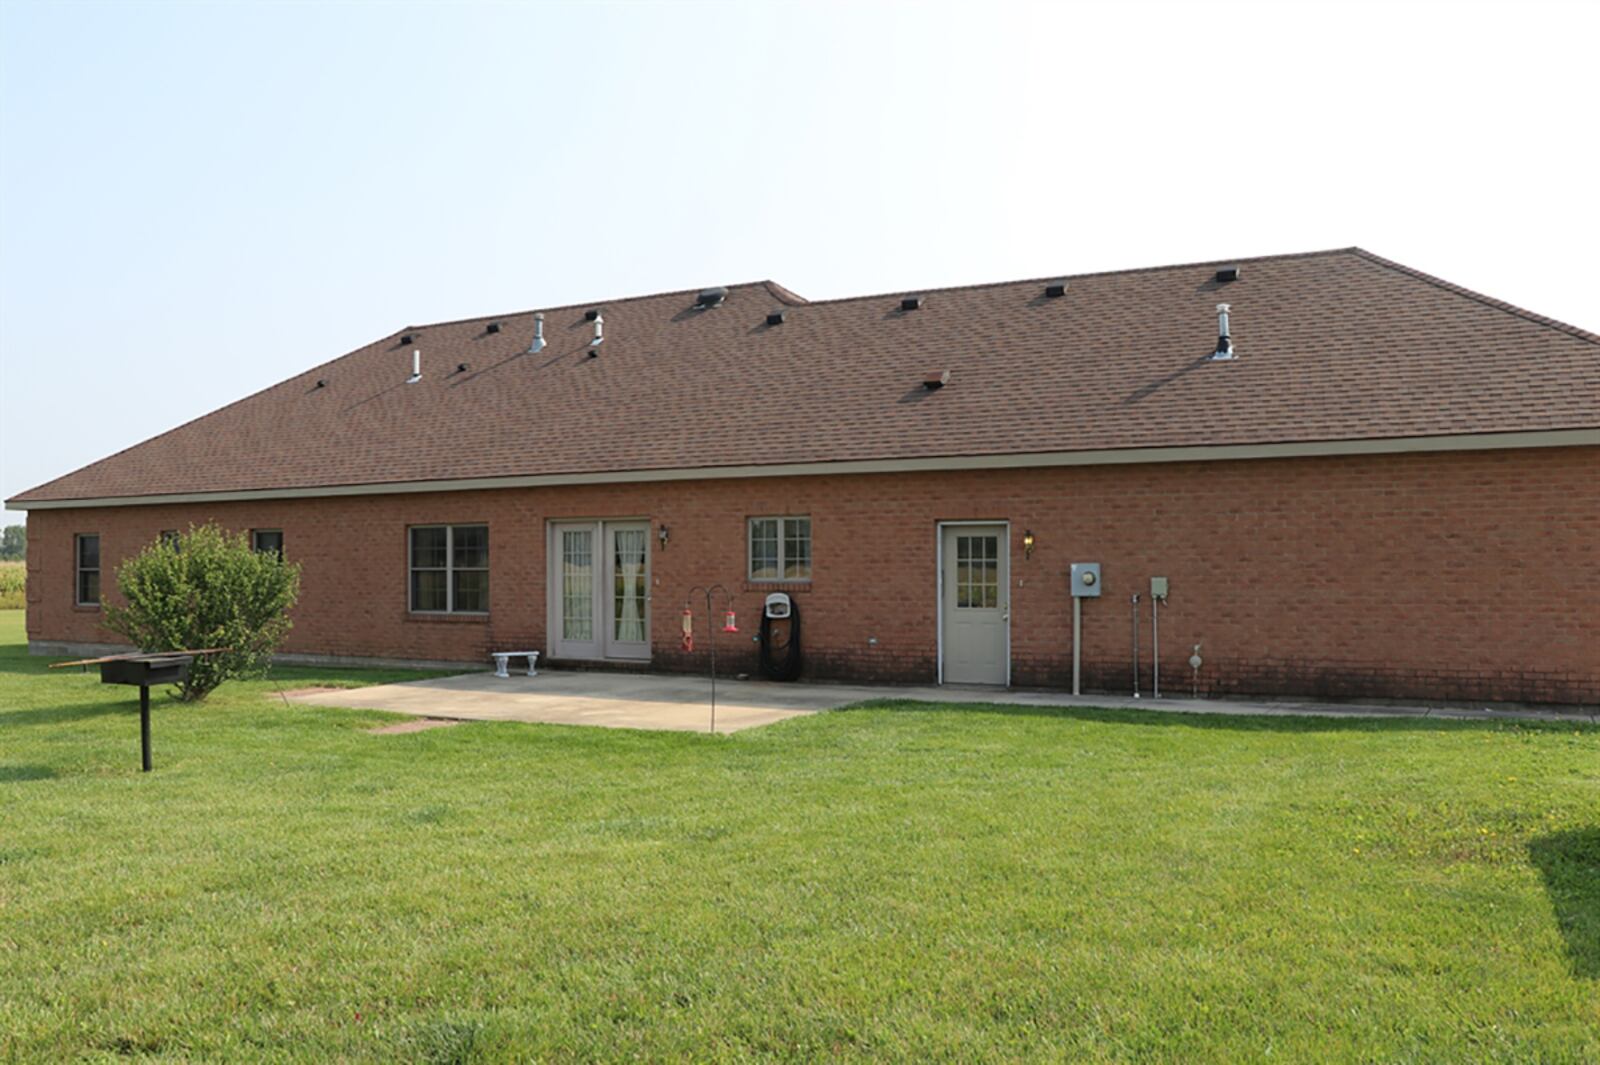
<box><xmin>139</xmin><ymin>685</ymin><xmax>152</xmax><ymax>772</ymax></box>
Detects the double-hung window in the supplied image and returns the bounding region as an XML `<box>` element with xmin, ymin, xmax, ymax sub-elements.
<box><xmin>409</xmin><ymin>524</ymin><xmax>489</xmax><ymax>613</ymax></box>
<box><xmin>75</xmin><ymin>534</ymin><xmax>101</xmax><ymax>606</ymax></box>
<box><xmin>251</xmin><ymin>530</ymin><xmax>284</xmax><ymax>559</ymax></box>
<box><xmin>748</xmin><ymin>516</ymin><xmax>811</xmax><ymax>581</ymax></box>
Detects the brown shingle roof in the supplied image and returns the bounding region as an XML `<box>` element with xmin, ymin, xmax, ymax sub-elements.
<box><xmin>11</xmin><ymin>248</ymin><xmax>1598</xmax><ymax>505</ymax></box>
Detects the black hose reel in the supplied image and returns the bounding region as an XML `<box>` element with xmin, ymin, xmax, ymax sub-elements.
<box><xmin>757</xmin><ymin>592</ymin><xmax>803</xmax><ymax>681</ymax></box>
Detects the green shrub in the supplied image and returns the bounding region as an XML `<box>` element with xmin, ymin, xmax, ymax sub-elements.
<box><xmin>104</xmin><ymin>524</ymin><xmax>300</xmax><ymax>701</ymax></box>
<box><xmin>0</xmin><ymin>561</ymin><xmax>23</xmax><ymax>610</ymax></box>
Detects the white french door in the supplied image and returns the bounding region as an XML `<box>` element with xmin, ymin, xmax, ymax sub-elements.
<box><xmin>549</xmin><ymin>521</ymin><xmax>651</xmax><ymax>661</ymax></box>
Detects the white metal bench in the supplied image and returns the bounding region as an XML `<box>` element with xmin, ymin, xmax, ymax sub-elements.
<box><xmin>491</xmin><ymin>651</ymin><xmax>539</xmax><ymax>678</ymax></box>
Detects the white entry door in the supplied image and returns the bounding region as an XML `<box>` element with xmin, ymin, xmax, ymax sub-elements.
<box><xmin>550</xmin><ymin>521</ymin><xmax>651</xmax><ymax>661</ymax></box>
<box><xmin>940</xmin><ymin>524</ymin><xmax>1009</xmax><ymax>685</ymax></box>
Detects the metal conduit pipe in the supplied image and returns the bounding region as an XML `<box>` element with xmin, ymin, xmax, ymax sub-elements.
<box><xmin>1131</xmin><ymin>593</ymin><xmax>1141</xmax><ymax>698</ymax></box>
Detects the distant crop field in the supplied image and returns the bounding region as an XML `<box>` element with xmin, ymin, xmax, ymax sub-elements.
<box><xmin>0</xmin><ymin>561</ymin><xmax>23</xmax><ymax>610</ymax></box>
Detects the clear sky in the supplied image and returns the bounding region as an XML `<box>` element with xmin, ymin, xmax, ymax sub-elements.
<box><xmin>2</xmin><ymin>0</ymin><xmax>1596</xmax><ymax>519</ymax></box>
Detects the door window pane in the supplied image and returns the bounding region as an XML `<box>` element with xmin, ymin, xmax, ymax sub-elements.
<box><xmin>612</xmin><ymin>528</ymin><xmax>647</xmax><ymax>643</ymax></box>
<box><xmin>956</xmin><ymin>535</ymin><xmax>999</xmax><ymax>609</ymax></box>
<box><xmin>562</xmin><ymin>530</ymin><xmax>594</xmax><ymax>640</ymax></box>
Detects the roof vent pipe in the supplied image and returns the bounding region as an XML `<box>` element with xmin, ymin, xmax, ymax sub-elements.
<box><xmin>590</xmin><ymin>312</ymin><xmax>604</xmax><ymax>348</ymax></box>
<box><xmin>528</xmin><ymin>313</ymin><xmax>546</xmax><ymax>353</ymax></box>
<box><xmin>1211</xmin><ymin>303</ymin><xmax>1235</xmax><ymax>361</ymax></box>
<box><xmin>407</xmin><ymin>349</ymin><xmax>422</xmax><ymax>383</ymax></box>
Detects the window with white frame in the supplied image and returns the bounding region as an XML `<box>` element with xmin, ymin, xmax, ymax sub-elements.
<box><xmin>409</xmin><ymin>524</ymin><xmax>488</xmax><ymax>613</ymax></box>
<box><xmin>251</xmin><ymin>530</ymin><xmax>284</xmax><ymax>559</ymax></box>
<box><xmin>748</xmin><ymin>516</ymin><xmax>811</xmax><ymax>581</ymax></box>
<box><xmin>75</xmin><ymin>534</ymin><xmax>100</xmax><ymax>606</ymax></box>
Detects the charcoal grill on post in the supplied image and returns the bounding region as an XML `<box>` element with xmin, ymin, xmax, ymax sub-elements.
<box><xmin>50</xmin><ymin>649</ymin><xmax>227</xmax><ymax>772</ymax></box>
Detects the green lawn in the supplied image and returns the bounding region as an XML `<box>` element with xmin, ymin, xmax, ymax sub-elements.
<box><xmin>1</xmin><ymin>609</ymin><xmax>1596</xmax><ymax>1062</ymax></box>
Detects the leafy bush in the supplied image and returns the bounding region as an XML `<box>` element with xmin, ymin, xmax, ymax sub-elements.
<box><xmin>104</xmin><ymin>524</ymin><xmax>300</xmax><ymax>701</ymax></box>
<box><xmin>0</xmin><ymin>561</ymin><xmax>23</xmax><ymax>609</ymax></box>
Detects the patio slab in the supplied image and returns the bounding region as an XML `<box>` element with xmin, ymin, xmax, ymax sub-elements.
<box><xmin>280</xmin><ymin>669</ymin><xmax>1594</xmax><ymax>733</ymax></box>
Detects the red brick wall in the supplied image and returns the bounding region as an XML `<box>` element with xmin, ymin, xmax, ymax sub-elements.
<box><xmin>23</xmin><ymin>446</ymin><xmax>1600</xmax><ymax>704</ymax></box>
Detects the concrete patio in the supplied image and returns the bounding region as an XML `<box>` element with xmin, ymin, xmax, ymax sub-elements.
<box><xmin>280</xmin><ymin>669</ymin><xmax>1595</xmax><ymax>733</ymax></box>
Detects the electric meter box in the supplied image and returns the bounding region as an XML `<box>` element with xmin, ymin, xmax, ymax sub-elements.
<box><xmin>764</xmin><ymin>592</ymin><xmax>793</xmax><ymax>620</ymax></box>
<box><xmin>1150</xmin><ymin>576</ymin><xmax>1169</xmax><ymax>600</ymax></box>
<box><xmin>1070</xmin><ymin>562</ymin><xmax>1102</xmax><ymax>598</ymax></box>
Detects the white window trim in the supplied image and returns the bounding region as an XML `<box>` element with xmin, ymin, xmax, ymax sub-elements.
<box><xmin>75</xmin><ymin>533</ymin><xmax>101</xmax><ymax>606</ymax></box>
<box><xmin>747</xmin><ymin>515</ymin><xmax>812</xmax><ymax>583</ymax></box>
<box><xmin>408</xmin><ymin>523</ymin><xmax>489</xmax><ymax>615</ymax></box>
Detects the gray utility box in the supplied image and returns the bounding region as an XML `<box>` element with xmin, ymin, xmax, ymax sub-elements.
<box><xmin>1070</xmin><ymin>562</ymin><xmax>1102</xmax><ymax>598</ymax></box>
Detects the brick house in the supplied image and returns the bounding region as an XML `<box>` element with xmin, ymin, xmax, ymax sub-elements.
<box><xmin>9</xmin><ymin>248</ymin><xmax>1598</xmax><ymax>703</ymax></box>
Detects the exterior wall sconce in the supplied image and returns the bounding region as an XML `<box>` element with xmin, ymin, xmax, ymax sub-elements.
<box><xmin>658</xmin><ymin>524</ymin><xmax>670</xmax><ymax>550</ymax></box>
<box><xmin>1023</xmin><ymin>529</ymin><xmax>1035</xmax><ymax>559</ymax></box>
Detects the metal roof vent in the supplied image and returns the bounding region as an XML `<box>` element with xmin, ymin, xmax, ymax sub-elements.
<box><xmin>1215</xmin><ymin>266</ymin><xmax>1240</xmax><ymax>283</ymax></box>
<box><xmin>455</xmin><ymin>362</ymin><xmax>469</xmax><ymax>374</ymax></box>
<box><xmin>1210</xmin><ymin>304</ymin><xmax>1236</xmax><ymax>361</ymax></box>
<box><xmin>589</xmin><ymin>312</ymin><xmax>604</xmax><ymax>348</ymax></box>
<box><xmin>696</xmin><ymin>286</ymin><xmax>728</xmax><ymax>309</ymax></box>
<box><xmin>528</xmin><ymin>313</ymin><xmax>546</xmax><ymax>354</ymax></box>
<box><xmin>584</xmin><ymin>309</ymin><xmax>601</xmax><ymax>322</ymax></box>
<box><xmin>923</xmin><ymin>369</ymin><xmax>950</xmax><ymax>390</ymax></box>
<box><xmin>407</xmin><ymin>349</ymin><xmax>423</xmax><ymax>383</ymax></box>
<box><xmin>313</xmin><ymin>378</ymin><xmax>327</xmax><ymax>389</ymax></box>
<box><xmin>901</xmin><ymin>296</ymin><xmax>923</xmax><ymax>312</ymax></box>
<box><xmin>401</xmin><ymin>333</ymin><xmax>415</xmax><ymax>345</ymax></box>
<box><xmin>766</xmin><ymin>311</ymin><xmax>786</xmax><ymax>327</ymax></box>
<box><xmin>1045</xmin><ymin>282</ymin><xmax>1068</xmax><ymax>298</ymax></box>
<box><xmin>486</xmin><ymin>321</ymin><xmax>501</xmax><ymax>334</ymax></box>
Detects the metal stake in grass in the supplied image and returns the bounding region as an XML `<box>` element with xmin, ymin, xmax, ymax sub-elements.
<box><xmin>684</xmin><ymin>585</ymin><xmax>738</xmax><ymax>734</ymax></box>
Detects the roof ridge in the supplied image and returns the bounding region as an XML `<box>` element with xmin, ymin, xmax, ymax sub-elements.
<box><xmin>781</xmin><ymin>247</ymin><xmax>1362</xmax><ymax>309</ymax></box>
<box><xmin>398</xmin><ymin>248</ymin><xmax>1357</xmax><ymax>331</ymax></box>
<box><xmin>1348</xmin><ymin>248</ymin><xmax>1600</xmax><ymax>346</ymax></box>
<box><xmin>401</xmin><ymin>279</ymin><xmax>789</xmax><ymax>333</ymax></box>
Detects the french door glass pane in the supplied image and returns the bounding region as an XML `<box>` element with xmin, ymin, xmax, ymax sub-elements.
<box><xmin>562</xmin><ymin>530</ymin><xmax>594</xmax><ymax>641</ymax></box>
<box><xmin>612</xmin><ymin>528</ymin><xmax>647</xmax><ymax>642</ymax></box>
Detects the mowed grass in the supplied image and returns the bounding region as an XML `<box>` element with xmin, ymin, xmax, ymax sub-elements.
<box><xmin>1</xmin><ymin>610</ymin><xmax>1596</xmax><ymax>1062</ymax></box>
